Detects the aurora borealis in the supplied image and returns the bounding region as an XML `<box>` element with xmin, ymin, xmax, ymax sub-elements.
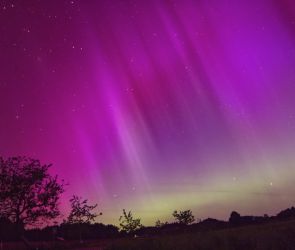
<box><xmin>1</xmin><ymin>0</ymin><xmax>295</xmax><ymax>226</ymax></box>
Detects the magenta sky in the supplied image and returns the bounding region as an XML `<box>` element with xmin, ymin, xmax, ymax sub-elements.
<box><xmin>1</xmin><ymin>0</ymin><xmax>295</xmax><ymax>225</ymax></box>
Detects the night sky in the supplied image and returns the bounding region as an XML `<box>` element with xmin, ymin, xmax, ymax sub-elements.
<box><xmin>1</xmin><ymin>0</ymin><xmax>295</xmax><ymax>226</ymax></box>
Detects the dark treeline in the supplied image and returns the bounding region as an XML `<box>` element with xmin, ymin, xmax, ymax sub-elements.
<box><xmin>1</xmin><ymin>156</ymin><xmax>295</xmax><ymax>245</ymax></box>
<box><xmin>0</xmin><ymin>218</ymin><xmax>119</xmax><ymax>241</ymax></box>
<box><xmin>1</xmin><ymin>206</ymin><xmax>295</xmax><ymax>242</ymax></box>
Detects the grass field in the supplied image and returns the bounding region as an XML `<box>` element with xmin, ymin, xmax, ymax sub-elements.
<box><xmin>106</xmin><ymin>219</ymin><xmax>295</xmax><ymax>250</ymax></box>
<box><xmin>2</xmin><ymin>219</ymin><xmax>295</xmax><ymax>250</ymax></box>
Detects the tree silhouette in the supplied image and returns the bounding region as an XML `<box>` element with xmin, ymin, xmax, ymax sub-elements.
<box><xmin>119</xmin><ymin>209</ymin><xmax>142</xmax><ymax>234</ymax></box>
<box><xmin>67</xmin><ymin>195</ymin><xmax>101</xmax><ymax>243</ymax></box>
<box><xmin>0</xmin><ymin>156</ymin><xmax>65</xmax><ymax>235</ymax></box>
<box><xmin>172</xmin><ymin>210</ymin><xmax>195</xmax><ymax>225</ymax></box>
<box><xmin>67</xmin><ymin>195</ymin><xmax>101</xmax><ymax>224</ymax></box>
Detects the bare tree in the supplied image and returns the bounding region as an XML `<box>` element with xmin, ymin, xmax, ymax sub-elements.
<box><xmin>172</xmin><ymin>210</ymin><xmax>195</xmax><ymax>225</ymax></box>
<box><xmin>0</xmin><ymin>156</ymin><xmax>65</xmax><ymax>235</ymax></box>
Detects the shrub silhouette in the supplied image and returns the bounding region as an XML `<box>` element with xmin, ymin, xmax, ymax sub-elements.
<box><xmin>277</xmin><ymin>206</ymin><xmax>295</xmax><ymax>219</ymax></box>
<box><xmin>155</xmin><ymin>219</ymin><xmax>168</xmax><ymax>228</ymax></box>
<box><xmin>229</xmin><ymin>211</ymin><xmax>241</xmax><ymax>225</ymax></box>
<box><xmin>172</xmin><ymin>210</ymin><xmax>195</xmax><ymax>225</ymax></box>
<box><xmin>119</xmin><ymin>209</ymin><xmax>142</xmax><ymax>234</ymax></box>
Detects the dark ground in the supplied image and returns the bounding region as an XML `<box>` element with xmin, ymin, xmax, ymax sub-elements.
<box><xmin>2</xmin><ymin>219</ymin><xmax>295</xmax><ymax>250</ymax></box>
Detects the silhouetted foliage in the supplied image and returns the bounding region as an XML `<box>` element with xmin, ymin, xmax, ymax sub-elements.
<box><xmin>119</xmin><ymin>209</ymin><xmax>142</xmax><ymax>234</ymax></box>
<box><xmin>172</xmin><ymin>210</ymin><xmax>195</xmax><ymax>225</ymax></box>
<box><xmin>57</xmin><ymin>223</ymin><xmax>119</xmax><ymax>240</ymax></box>
<box><xmin>228</xmin><ymin>211</ymin><xmax>272</xmax><ymax>227</ymax></box>
<box><xmin>67</xmin><ymin>195</ymin><xmax>102</xmax><ymax>243</ymax></box>
<box><xmin>2</xmin><ymin>202</ymin><xmax>295</xmax><ymax>249</ymax></box>
<box><xmin>193</xmin><ymin>218</ymin><xmax>227</xmax><ymax>231</ymax></box>
<box><xmin>67</xmin><ymin>195</ymin><xmax>101</xmax><ymax>224</ymax></box>
<box><xmin>155</xmin><ymin>219</ymin><xmax>168</xmax><ymax>228</ymax></box>
<box><xmin>0</xmin><ymin>156</ymin><xmax>65</xmax><ymax>234</ymax></box>
<box><xmin>277</xmin><ymin>206</ymin><xmax>295</xmax><ymax>219</ymax></box>
<box><xmin>229</xmin><ymin>211</ymin><xmax>241</xmax><ymax>225</ymax></box>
